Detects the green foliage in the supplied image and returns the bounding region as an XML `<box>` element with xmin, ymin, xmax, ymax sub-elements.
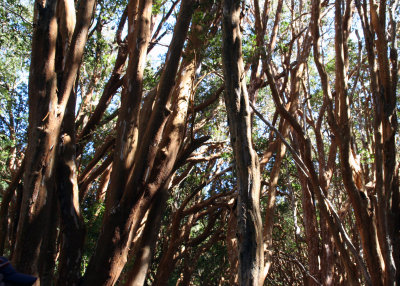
<box><xmin>152</xmin><ymin>0</ymin><xmax>165</xmax><ymax>15</ymax></box>
<box><xmin>143</xmin><ymin>61</ymin><xmax>161</xmax><ymax>91</ymax></box>
<box><xmin>81</xmin><ymin>193</ymin><xmax>106</xmax><ymax>274</ymax></box>
<box><xmin>190</xmin><ymin>242</ymin><xmax>228</xmax><ymax>285</ymax></box>
<box><xmin>0</xmin><ymin>0</ymin><xmax>31</xmax><ymax>185</ymax></box>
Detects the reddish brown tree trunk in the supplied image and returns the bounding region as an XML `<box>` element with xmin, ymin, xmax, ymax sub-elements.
<box><xmin>226</xmin><ymin>204</ymin><xmax>239</xmax><ymax>285</ymax></box>
<box><xmin>12</xmin><ymin>0</ymin><xmax>59</xmax><ymax>276</ymax></box>
<box><xmin>12</xmin><ymin>0</ymin><xmax>95</xmax><ymax>280</ymax></box>
<box><xmin>299</xmin><ymin>175</ymin><xmax>320</xmax><ymax>286</ymax></box>
<box><xmin>81</xmin><ymin>1</ymin><xmax>196</xmax><ymax>285</ymax></box>
<box><xmin>262</xmin><ymin>139</ymin><xmax>285</xmax><ymax>280</ymax></box>
<box><xmin>356</xmin><ymin>0</ymin><xmax>398</xmax><ymax>283</ymax></box>
<box><xmin>124</xmin><ymin>187</ymin><xmax>168</xmax><ymax>286</ymax></box>
<box><xmin>104</xmin><ymin>0</ymin><xmax>148</xmax><ymax>213</ymax></box>
<box><xmin>334</xmin><ymin>1</ymin><xmax>385</xmax><ymax>284</ymax></box>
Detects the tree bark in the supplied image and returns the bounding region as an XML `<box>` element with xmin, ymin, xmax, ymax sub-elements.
<box><xmin>55</xmin><ymin>87</ymin><xmax>85</xmax><ymax>286</ymax></box>
<box><xmin>12</xmin><ymin>0</ymin><xmax>59</xmax><ymax>275</ymax></box>
<box><xmin>262</xmin><ymin>138</ymin><xmax>285</xmax><ymax>280</ymax></box>
<box><xmin>356</xmin><ymin>0</ymin><xmax>398</xmax><ymax>283</ymax></box>
<box><xmin>105</xmin><ymin>0</ymin><xmax>150</xmax><ymax>213</ymax></box>
<box><xmin>81</xmin><ymin>2</ymin><xmax>196</xmax><ymax>285</ymax></box>
<box><xmin>226</xmin><ymin>204</ymin><xmax>239</xmax><ymax>285</ymax></box>
<box><xmin>124</xmin><ymin>186</ymin><xmax>168</xmax><ymax>286</ymax></box>
<box><xmin>12</xmin><ymin>0</ymin><xmax>95</xmax><ymax>279</ymax></box>
<box><xmin>334</xmin><ymin>1</ymin><xmax>385</xmax><ymax>284</ymax></box>
<box><xmin>222</xmin><ymin>1</ymin><xmax>264</xmax><ymax>285</ymax></box>
<box><xmin>0</xmin><ymin>159</ymin><xmax>25</xmax><ymax>255</ymax></box>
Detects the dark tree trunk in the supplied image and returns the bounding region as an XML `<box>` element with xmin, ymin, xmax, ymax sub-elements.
<box><xmin>55</xmin><ymin>91</ymin><xmax>85</xmax><ymax>286</ymax></box>
<box><xmin>222</xmin><ymin>1</ymin><xmax>264</xmax><ymax>285</ymax></box>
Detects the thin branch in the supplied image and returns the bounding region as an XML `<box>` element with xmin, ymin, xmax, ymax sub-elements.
<box><xmin>0</xmin><ymin>4</ymin><xmax>31</xmax><ymax>27</ymax></box>
<box><xmin>250</xmin><ymin>102</ymin><xmax>309</xmax><ymax>176</ymax></box>
<box><xmin>278</xmin><ymin>251</ymin><xmax>322</xmax><ymax>286</ymax></box>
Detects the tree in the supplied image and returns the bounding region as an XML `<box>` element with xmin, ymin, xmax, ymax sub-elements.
<box><xmin>222</xmin><ymin>0</ymin><xmax>263</xmax><ymax>285</ymax></box>
<box><xmin>0</xmin><ymin>0</ymin><xmax>398</xmax><ymax>285</ymax></box>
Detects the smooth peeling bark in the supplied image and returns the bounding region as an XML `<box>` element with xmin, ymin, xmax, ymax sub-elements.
<box><xmin>356</xmin><ymin>0</ymin><xmax>398</xmax><ymax>282</ymax></box>
<box><xmin>369</xmin><ymin>2</ymin><xmax>398</xmax><ymax>284</ymax></box>
<box><xmin>262</xmin><ymin>69</ymin><xmax>305</xmax><ymax>282</ymax></box>
<box><xmin>318</xmin><ymin>141</ymin><xmax>336</xmax><ymax>285</ymax></box>
<box><xmin>264</xmin><ymin>30</ymin><xmax>367</xmax><ymax>286</ymax></box>
<box><xmin>227</xmin><ymin>205</ymin><xmax>239</xmax><ymax>285</ymax></box>
<box><xmin>119</xmin><ymin>0</ymin><xmax>197</xmax><ymax>222</ymax></box>
<box><xmin>38</xmin><ymin>193</ymin><xmax>59</xmax><ymax>286</ymax></box>
<box><xmin>12</xmin><ymin>0</ymin><xmax>59</xmax><ymax>275</ymax></box>
<box><xmin>309</xmin><ymin>1</ymin><xmax>373</xmax><ymax>284</ymax></box>
<box><xmin>289</xmin><ymin>49</ymin><xmax>321</xmax><ymax>285</ymax></box>
<box><xmin>149</xmin><ymin>61</ymin><xmax>200</xmax><ymax>286</ymax></box>
<box><xmin>80</xmin><ymin>112</ymin><xmax>170</xmax><ymax>286</ymax></box>
<box><xmin>81</xmin><ymin>2</ymin><xmax>196</xmax><ymax>285</ymax></box>
<box><xmin>9</xmin><ymin>184</ymin><xmax>23</xmax><ymax>257</ymax></box>
<box><xmin>299</xmin><ymin>174</ymin><xmax>320</xmax><ymax>286</ymax></box>
<box><xmin>318</xmin><ymin>142</ymin><xmax>336</xmax><ymax>286</ymax></box>
<box><xmin>222</xmin><ymin>1</ymin><xmax>264</xmax><ymax>285</ymax></box>
<box><xmin>55</xmin><ymin>5</ymin><xmax>85</xmax><ymax>281</ymax></box>
<box><xmin>13</xmin><ymin>0</ymin><xmax>96</xmax><ymax>277</ymax></box>
<box><xmin>391</xmin><ymin>167</ymin><xmax>400</xmax><ymax>283</ymax></box>
<box><xmin>124</xmin><ymin>187</ymin><xmax>168</xmax><ymax>286</ymax></box>
<box><xmin>334</xmin><ymin>1</ymin><xmax>385</xmax><ymax>284</ymax></box>
<box><xmin>262</xmin><ymin>140</ymin><xmax>285</xmax><ymax>280</ymax></box>
<box><xmin>261</xmin><ymin>15</ymin><xmax>311</xmax><ymax>279</ymax></box>
<box><xmin>126</xmin><ymin>13</ymin><xmax>210</xmax><ymax>282</ymax></box>
<box><xmin>105</xmin><ymin>0</ymin><xmax>152</xmax><ymax>213</ymax></box>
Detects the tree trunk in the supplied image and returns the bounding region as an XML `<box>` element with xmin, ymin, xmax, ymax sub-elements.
<box><xmin>226</xmin><ymin>204</ymin><xmax>238</xmax><ymax>285</ymax></box>
<box><xmin>13</xmin><ymin>0</ymin><xmax>95</xmax><ymax>279</ymax></box>
<box><xmin>124</xmin><ymin>187</ymin><xmax>168</xmax><ymax>286</ymax></box>
<box><xmin>334</xmin><ymin>1</ymin><xmax>385</xmax><ymax>284</ymax></box>
<box><xmin>299</xmin><ymin>175</ymin><xmax>320</xmax><ymax>286</ymax></box>
<box><xmin>356</xmin><ymin>0</ymin><xmax>398</xmax><ymax>283</ymax></box>
<box><xmin>262</xmin><ymin>139</ymin><xmax>285</xmax><ymax>280</ymax></box>
<box><xmin>104</xmin><ymin>0</ymin><xmax>148</xmax><ymax>214</ymax></box>
<box><xmin>81</xmin><ymin>2</ymin><xmax>196</xmax><ymax>285</ymax></box>
<box><xmin>0</xmin><ymin>159</ymin><xmax>25</xmax><ymax>255</ymax></box>
<box><xmin>55</xmin><ymin>89</ymin><xmax>85</xmax><ymax>286</ymax></box>
<box><xmin>12</xmin><ymin>0</ymin><xmax>59</xmax><ymax>275</ymax></box>
<box><xmin>222</xmin><ymin>1</ymin><xmax>264</xmax><ymax>285</ymax></box>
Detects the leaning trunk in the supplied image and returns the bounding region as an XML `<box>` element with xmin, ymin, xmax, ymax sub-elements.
<box><xmin>81</xmin><ymin>2</ymin><xmax>196</xmax><ymax>285</ymax></box>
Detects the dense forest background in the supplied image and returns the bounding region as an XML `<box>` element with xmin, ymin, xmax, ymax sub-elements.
<box><xmin>0</xmin><ymin>0</ymin><xmax>399</xmax><ymax>285</ymax></box>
